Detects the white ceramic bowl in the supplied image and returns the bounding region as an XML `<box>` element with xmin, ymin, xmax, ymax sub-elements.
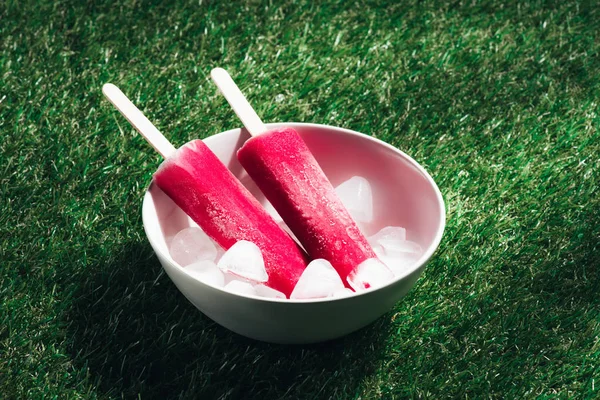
<box><xmin>142</xmin><ymin>123</ymin><xmax>445</xmax><ymax>344</ymax></box>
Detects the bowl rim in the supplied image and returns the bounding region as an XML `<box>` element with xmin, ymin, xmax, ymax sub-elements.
<box><xmin>142</xmin><ymin>122</ymin><xmax>446</xmax><ymax>304</ymax></box>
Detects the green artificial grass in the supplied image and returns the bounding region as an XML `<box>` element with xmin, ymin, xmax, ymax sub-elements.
<box><xmin>1</xmin><ymin>0</ymin><xmax>599</xmax><ymax>398</ymax></box>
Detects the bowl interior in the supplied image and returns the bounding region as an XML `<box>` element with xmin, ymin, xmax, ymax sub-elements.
<box><xmin>143</xmin><ymin>123</ymin><xmax>445</xmax><ymax>290</ymax></box>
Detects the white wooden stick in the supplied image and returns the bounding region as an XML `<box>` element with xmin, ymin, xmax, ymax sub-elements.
<box><xmin>102</xmin><ymin>83</ymin><xmax>177</xmax><ymax>158</ymax></box>
<box><xmin>210</xmin><ymin>68</ymin><xmax>268</xmax><ymax>136</ymax></box>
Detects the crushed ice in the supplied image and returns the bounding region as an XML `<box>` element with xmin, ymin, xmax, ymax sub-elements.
<box><xmin>335</xmin><ymin>176</ymin><xmax>373</xmax><ymax>223</ymax></box>
<box><xmin>171</xmin><ymin>175</ymin><xmax>423</xmax><ymax>299</ymax></box>
<box><xmin>224</xmin><ymin>280</ymin><xmax>257</xmax><ymax>296</ymax></box>
<box><xmin>347</xmin><ymin>258</ymin><xmax>394</xmax><ymax>291</ymax></box>
<box><xmin>217</xmin><ymin>240</ymin><xmax>268</xmax><ymax>283</ymax></box>
<box><xmin>184</xmin><ymin>260</ymin><xmax>225</xmax><ymax>288</ymax></box>
<box><xmin>255</xmin><ymin>284</ymin><xmax>286</xmax><ymax>299</ymax></box>
<box><xmin>368</xmin><ymin>226</ymin><xmax>423</xmax><ymax>277</ymax></box>
<box><xmin>169</xmin><ymin>227</ymin><xmax>217</xmax><ymax>266</ymax></box>
<box><xmin>290</xmin><ymin>259</ymin><xmax>346</xmax><ymax>299</ymax></box>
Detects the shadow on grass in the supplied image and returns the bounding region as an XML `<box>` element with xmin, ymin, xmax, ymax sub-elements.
<box><xmin>67</xmin><ymin>241</ymin><xmax>394</xmax><ymax>399</ymax></box>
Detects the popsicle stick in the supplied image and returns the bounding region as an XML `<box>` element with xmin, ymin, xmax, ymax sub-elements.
<box><xmin>102</xmin><ymin>83</ymin><xmax>176</xmax><ymax>159</ymax></box>
<box><xmin>210</xmin><ymin>68</ymin><xmax>268</xmax><ymax>136</ymax></box>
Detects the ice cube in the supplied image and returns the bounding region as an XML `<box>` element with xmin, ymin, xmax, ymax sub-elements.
<box><xmin>169</xmin><ymin>227</ymin><xmax>218</xmax><ymax>266</ymax></box>
<box><xmin>368</xmin><ymin>226</ymin><xmax>422</xmax><ymax>276</ymax></box>
<box><xmin>368</xmin><ymin>226</ymin><xmax>407</xmax><ymax>252</ymax></box>
<box><xmin>382</xmin><ymin>239</ymin><xmax>421</xmax><ymax>258</ymax></box>
<box><xmin>224</xmin><ymin>280</ymin><xmax>257</xmax><ymax>296</ymax></box>
<box><xmin>331</xmin><ymin>288</ymin><xmax>355</xmax><ymax>298</ymax></box>
<box><xmin>184</xmin><ymin>260</ymin><xmax>225</xmax><ymax>288</ymax></box>
<box><xmin>335</xmin><ymin>176</ymin><xmax>373</xmax><ymax>223</ymax></box>
<box><xmin>347</xmin><ymin>258</ymin><xmax>394</xmax><ymax>291</ymax></box>
<box><xmin>217</xmin><ymin>240</ymin><xmax>268</xmax><ymax>283</ymax></box>
<box><xmin>290</xmin><ymin>259</ymin><xmax>346</xmax><ymax>299</ymax></box>
<box><xmin>255</xmin><ymin>284</ymin><xmax>287</xmax><ymax>299</ymax></box>
<box><xmin>222</xmin><ymin>271</ymin><xmax>241</xmax><ymax>285</ymax></box>
<box><xmin>369</xmin><ymin>227</ymin><xmax>420</xmax><ymax>257</ymax></box>
<box><xmin>374</xmin><ymin>247</ymin><xmax>421</xmax><ymax>278</ymax></box>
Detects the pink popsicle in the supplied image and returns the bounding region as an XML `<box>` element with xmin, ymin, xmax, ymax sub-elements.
<box><xmin>237</xmin><ymin>127</ymin><xmax>379</xmax><ymax>288</ymax></box>
<box><xmin>154</xmin><ymin>139</ymin><xmax>308</xmax><ymax>296</ymax></box>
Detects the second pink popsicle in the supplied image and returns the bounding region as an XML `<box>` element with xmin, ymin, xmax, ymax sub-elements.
<box><xmin>237</xmin><ymin>127</ymin><xmax>379</xmax><ymax>287</ymax></box>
